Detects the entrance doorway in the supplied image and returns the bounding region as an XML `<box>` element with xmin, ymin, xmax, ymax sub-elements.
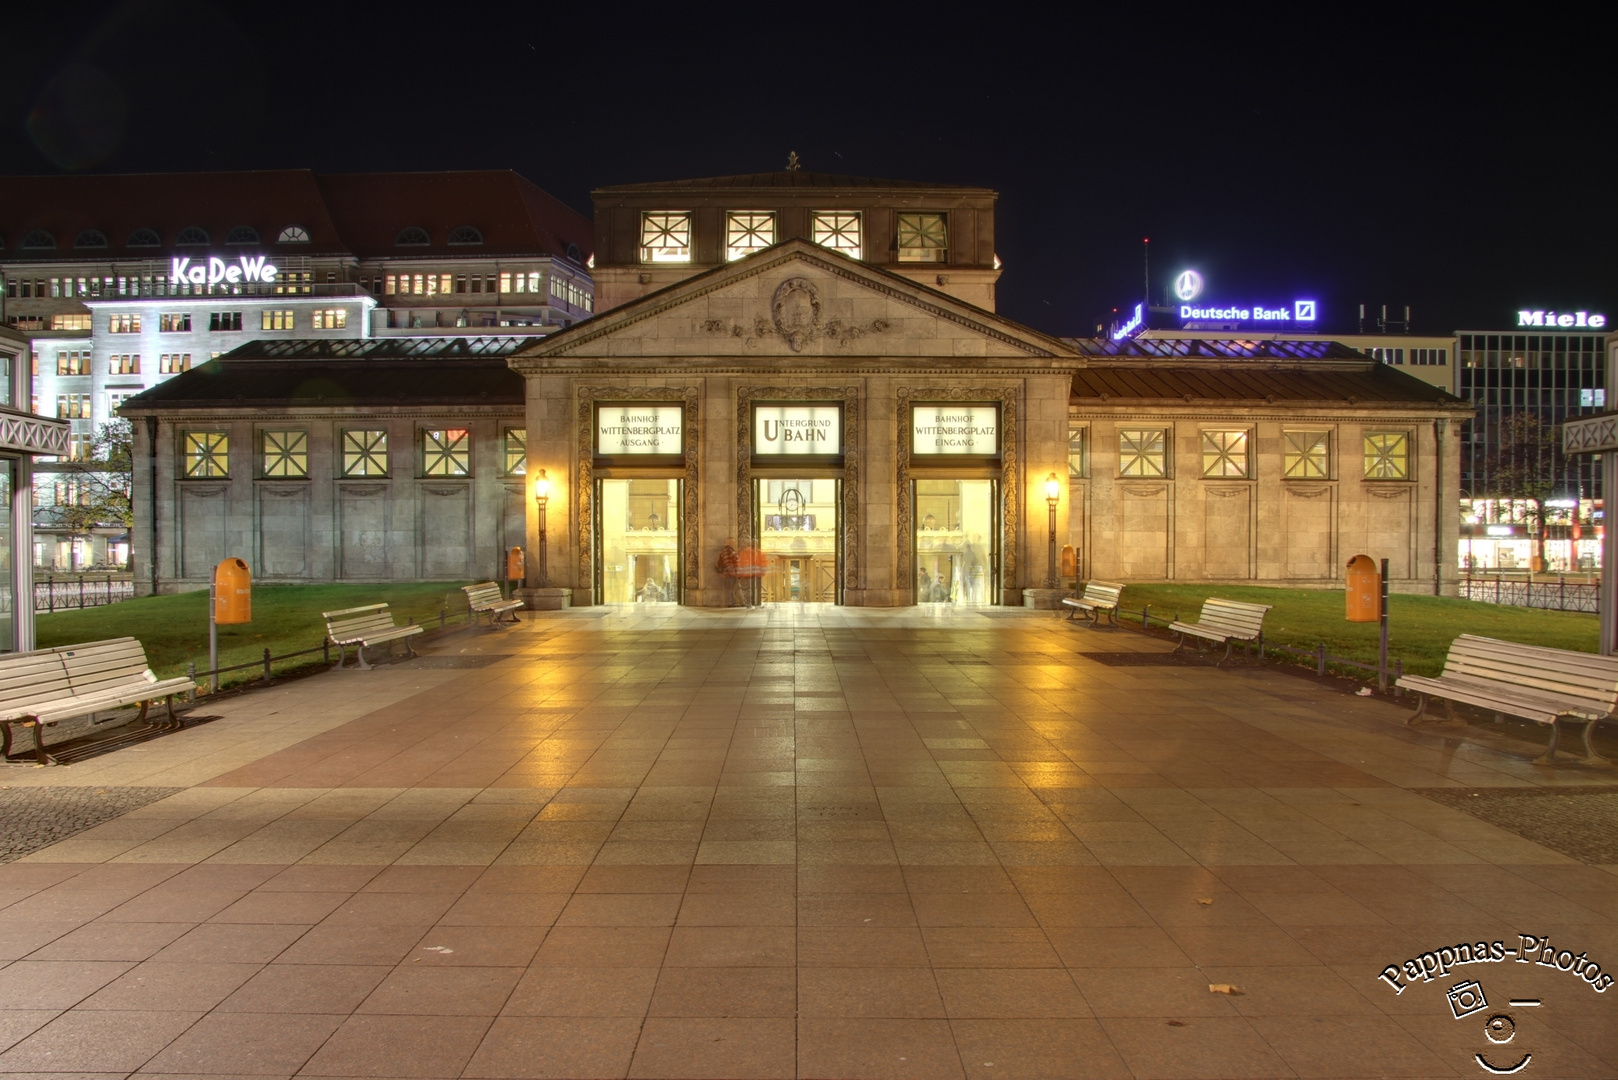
<box><xmin>754</xmin><ymin>477</ymin><xmax>840</xmax><ymax>603</ymax></box>
<box><xmin>913</xmin><ymin>478</ymin><xmax>999</xmax><ymax>604</ymax></box>
<box><xmin>594</xmin><ymin>478</ymin><xmax>682</xmax><ymax>604</ymax></box>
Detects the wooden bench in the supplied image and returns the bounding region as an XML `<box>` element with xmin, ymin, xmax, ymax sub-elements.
<box><xmin>1062</xmin><ymin>580</ymin><xmax>1125</xmax><ymax>628</ymax></box>
<box><xmin>1169</xmin><ymin>598</ymin><xmax>1272</xmax><ymax>663</ymax></box>
<box><xmin>463</xmin><ymin>582</ymin><xmax>523</xmax><ymax>627</ymax></box>
<box><xmin>0</xmin><ymin>638</ymin><xmax>195</xmax><ymax>765</ymax></box>
<box><xmin>1397</xmin><ymin>634</ymin><xmax>1617</xmax><ymax>766</ymax></box>
<box><xmin>323</xmin><ymin>604</ymin><xmax>423</xmax><ymax>670</ymax></box>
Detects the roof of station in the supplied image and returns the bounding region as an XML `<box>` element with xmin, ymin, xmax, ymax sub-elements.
<box><xmin>0</xmin><ymin>170</ymin><xmax>591</xmax><ymax>262</ymax></box>
<box><xmin>1070</xmin><ymin>360</ymin><xmax>1467</xmax><ymax>406</ymax></box>
<box><xmin>595</xmin><ymin>170</ymin><xmax>994</xmax><ymax>193</ymax></box>
<box><xmin>117</xmin><ymin>338</ymin><xmax>527</xmax><ymax>411</ymax></box>
<box><xmin>1069</xmin><ymin>337</ymin><xmax>1369</xmax><ymax>360</ymax></box>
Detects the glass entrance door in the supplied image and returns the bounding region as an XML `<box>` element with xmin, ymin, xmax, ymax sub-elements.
<box><xmin>754</xmin><ymin>477</ymin><xmax>840</xmax><ymax>603</ymax></box>
<box><xmin>594</xmin><ymin>478</ymin><xmax>682</xmax><ymax>604</ymax></box>
<box><xmin>913</xmin><ymin>479</ymin><xmax>998</xmax><ymax>605</ymax></box>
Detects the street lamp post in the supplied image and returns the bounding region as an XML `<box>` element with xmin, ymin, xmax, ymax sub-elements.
<box><xmin>1044</xmin><ymin>472</ymin><xmax>1060</xmax><ymax>590</ymax></box>
<box><xmin>534</xmin><ymin>470</ymin><xmax>550</xmax><ymax>589</ymax></box>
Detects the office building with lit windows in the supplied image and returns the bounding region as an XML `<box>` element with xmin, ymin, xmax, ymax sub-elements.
<box><xmin>0</xmin><ymin>169</ymin><xmax>593</xmax><ymax>568</ymax></box>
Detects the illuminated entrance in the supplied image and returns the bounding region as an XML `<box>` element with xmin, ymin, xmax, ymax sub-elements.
<box><xmin>913</xmin><ymin>479</ymin><xmax>999</xmax><ymax>605</ymax></box>
<box><xmin>593</xmin><ymin>478</ymin><xmax>682</xmax><ymax>603</ymax></box>
<box><xmin>754</xmin><ymin>477</ymin><xmax>840</xmax><ymax>603</ymax></box>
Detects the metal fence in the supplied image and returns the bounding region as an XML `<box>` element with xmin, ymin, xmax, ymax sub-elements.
<box><xmin>36</xmin><ymin>577</ymin><xmax>135</xmax><ymax>613</ymax></box>
<box><xmin>1459</xmin><ymin>577</ymin><xmax>1599</xmax><ymax>613</ymax></box>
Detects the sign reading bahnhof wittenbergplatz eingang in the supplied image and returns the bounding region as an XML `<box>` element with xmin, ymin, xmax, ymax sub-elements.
<box><xmin>911</xmin><ymin>404</ymin><xmax>1000</xmax><ymax>456</ymax></box>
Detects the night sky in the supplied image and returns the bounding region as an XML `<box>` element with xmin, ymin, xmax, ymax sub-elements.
<box><xmin>2</xmin><ymin>1</ymin><xmax>1612</xmax><ymax>339</ymax></box>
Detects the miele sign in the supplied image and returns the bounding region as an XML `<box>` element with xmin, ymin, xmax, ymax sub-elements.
<box><xmin>596</xmin><ymin>405</ymin><xmax>683</xmax><ymax>455</ymax></box>
<box><xmin>1518</xmin><ymin>309</ymin><xmax>1607</xmax><ymax>329</ymax></box>
<box><xmin>169</xmin><ymin>255</ymin><xmax>279</xmax><ymax>286</ymax></box>
<box><xmin>911</xmin><ymin>404</ymin><xmax>1000</xmax><ymax>456</ymax></box>
<box><xmin>752</xmin><ymin>404</ymin><xmax>842</xmax><ymax>456</ymax></box>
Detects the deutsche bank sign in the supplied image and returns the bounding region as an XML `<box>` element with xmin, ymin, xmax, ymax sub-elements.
<box><xmin>1180</xmin><ymin>300</ymin><xmax>1317</xmax><ymax>323</ymax></box>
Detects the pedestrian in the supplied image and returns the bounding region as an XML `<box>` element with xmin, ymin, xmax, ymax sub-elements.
<box><xmin>717</xmin><ymin>537</ymin><xmax>743</xmax><ymax>607</ymax></box>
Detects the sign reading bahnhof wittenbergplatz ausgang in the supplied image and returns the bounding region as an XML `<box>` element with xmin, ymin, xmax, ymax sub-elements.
<box><xmin>752</xmin><ymin>404</ymin><xmax>843</xmax><ymax>456</ymax></box>
<box><xmin>596</xmin><ymin>404</ymin><xmax>684</xmax><ymax>455</ymax></box>
<box><xmin>911</xmin><ymin>404</ymin><xmax>1000</xmax><ymax>456</ymax></box>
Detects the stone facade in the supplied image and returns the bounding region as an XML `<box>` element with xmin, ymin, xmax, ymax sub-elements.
<box><xmin>510</xmin><ymin>240</ymin><xmax>1078</xmax><ymax>607</ymax></box>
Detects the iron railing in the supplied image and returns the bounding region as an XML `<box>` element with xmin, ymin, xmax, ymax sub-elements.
<box><xmin>1459</xmin><ymin>576</ymin><xmax>1599</xmax><ymax>613</ymax></box>
<box><xmin>36</xmin><ymin>576</ymin><xmax>135</xmax><ymax>613</ymax></box>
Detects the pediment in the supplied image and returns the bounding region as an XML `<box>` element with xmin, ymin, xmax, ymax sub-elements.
<box><xmin>510</xmin><ymin>240</ymin><xmax>1080</xmax><ymax>370</ymax></box>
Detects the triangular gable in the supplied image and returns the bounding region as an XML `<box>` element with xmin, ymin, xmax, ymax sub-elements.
<box><xmin>511</xmin><ymin>239</ymin><xmax>1080</xmax><ymax>364</ymax></box>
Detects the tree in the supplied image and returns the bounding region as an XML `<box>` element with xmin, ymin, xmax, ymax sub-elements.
<box><xmin>1482</xmin><ymin>411</ymin><xmax>1566</xmax><ymax>571</ymax></box>
<box><xmin>46</xmin><ymin>420</ymin><xmax>133</xmax><ymax>570</ymax></box>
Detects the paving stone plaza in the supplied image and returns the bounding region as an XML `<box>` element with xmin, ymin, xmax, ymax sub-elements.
<box><xmin>2</xmin><ymin>607</ymin><xmax>1616</xmax><ymax>1079</ymax></box>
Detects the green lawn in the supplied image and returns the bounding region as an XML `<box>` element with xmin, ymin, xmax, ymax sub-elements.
<box><xmin>1116</xmin><ymin>583</ymin><xmax>1598</xmax><ymax>678</ymax></box>
<box><xmin>37</xmin><ymin>582</ymin><xmax>476</xmax><ymax>687</ymax></box>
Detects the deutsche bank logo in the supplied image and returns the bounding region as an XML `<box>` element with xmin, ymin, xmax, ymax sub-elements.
<box><xmin>1294</xmin><ymin>300</ymin><xmax>1317</xmax><ymax>321</ymax></box>
<box><xmin>1174</xmin><ymin>270</ymin><xmax>1204</xmax><ymax>301</ymax></box>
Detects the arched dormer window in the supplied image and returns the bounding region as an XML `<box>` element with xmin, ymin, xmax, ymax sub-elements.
<box><xmin>175</xmin><ymin>226</ymin><xmax>210</xmax><ymax>246</ymax></box>
<box><xmin>74</xmin><ymin>229</ymin><xmax>108</xmax><ymax>249</ymax></box>
<box><xmin>20</xmin><ymin>230</ymin><xmax>56</xmax><ymax>250</ymax></box>
<box><xmin>395</xmin><ymin>226</ymin><xmax>430</xmax><ymax>247</ymax></box>
<box><xmin>225</xmin><ymin>225</ymin><xmax>260</xmax><ymax>245</ymax></box>
<box><xmin>126</xmin><ymin>228</ymin><xmax>161</xmax><ymax>248</ymax></box>
<box><xmin>565</xmin><ymin>242</ymin><xmax>584</xmax><ymax>264</ymax></box>
<box><xmin>277</xmin><ymin>225</ymin><xmax>310</xmax><ymax>243</ymax></box>
<box><xmin>447</xmin><ymin>225</ymin><xmax>483</xmax><ymax>246</ymax></box>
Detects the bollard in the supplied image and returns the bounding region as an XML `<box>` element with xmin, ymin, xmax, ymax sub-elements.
<box><xmin>1394</xmin><ymin>658</ymin><xmax>1403</xmax><ymax>698</ymax></box>
<box><xmin>1316</xmin><ymin>642</ymin><xmax>1327</xmax><ymax>676</ymax></box>
<box><xmin>439</xmin><ymin>607</ymin><xmax>446</xmax><ymax>629</ymax></box>
<box><xmin>261</xmin><ymin>648</ymin><xmax>272</xmax><ymax>684</ymax></box>
<box><xmin>186</xmin><ymin>661</ymin><xmax>197</xmax><ymax>702</ymax></box>
<box><xmin>1142</xmin><ymin>604</ymin><xmax>1150</xmax><ymax>630</ymax></box>
<box><xmin>323</xmin><ymin>638</ymin><xmax>330</xmax><ymax>666</ymax></box>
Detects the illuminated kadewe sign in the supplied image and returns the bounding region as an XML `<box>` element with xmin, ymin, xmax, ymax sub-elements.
<box><xmin>1181</xmin><ymin>300</ymin><xmax>1317</xmax><ymax>323</ymax></box>
<box><xmin>1110</xmin><ymin>303</ymin><xmax>1144</xmax><ymax>341</ymax></box>
<box><xmin>1518</xmin><ymin>309</ymin><xmax>1607</xmax><ymax>329</ymax></box>
<box><xmin>753</xmin><ymin>404</ymin><xmax>842</xmax><ymax>455</ymax></box>
<box><xmin>596</xmin><ymin>404</ymin><xmax>683</xmax><ymax>455</ymax></box>
<box><xmin>169</xmin><ymin>254</ymin><xmax>279</xmax><ymax>287</ymax></box>
<box><xmin>911</xmin><ymin>404</ymin><xmax>1000</xmax><ymax>456</ymax></box>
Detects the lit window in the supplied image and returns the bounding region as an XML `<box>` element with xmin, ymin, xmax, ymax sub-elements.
<box><xmin>1283</xmin><ymin>431</ymin><xmax>1330</xmax><ymax>479</ymax></box>
<box><xmin>312</xmin><ymin>308</ymin><xmax>347</xmax><ymax>329</ymax></box>
<box><xmin>1364</xmin><ymin>433</ymin><xmax>1409</xmax><ymax>479</ymax></box>
<box><xmin>262</xmin><ymin>309</ymin><xmax>295</xmax><ymax>330</ymax></box>
<box><xmin>210</xmin><ymin>312</ymin><xmax>243</xmax><ymax>331</ymax></box>
<box><xmin>1068</xmin><ymin>424</ymin><xmax>1086</xmax><ymax>479</ymax></box>
<box><xmin>108</xmin><ymin>390</ymin><xmax>138</xmax><ymax>413</ymax></box>
<box><xmin>277</xmin><ymin>225</ymin><xmax>311</xmax><ymax>243</ymax></box>
<box><xmin>1118</xmin><ymin>428</ymin><xmax>1167</xmax><ymax>477</ymax></box>
<box><xmin>499</xmin><ymin>272</ymin><xmax>513</xmax><ymax>293</ymax></box>
<box><xmin>504</xmin><ymin>428</ymin><xmax>527</xmax><ymax>475</ymax></box>
<box><xmin>50</xmin><ymin>313</ymin><xmax>92</xmax><ymax>331</ymax></box>
<box><xmin>423</xmin><ymin>429</ymin><xmax>471</xmax><ymax>476</ymax></box>
<box><xmin>1200</xmin><ymin>430</ymin><xmax>1249</xmax><ymax>478</ymax></box>
<box><xmin>55</xmin><ymin>350</ymin><xmax>90</xmax><ymax>376</ymax></box>
<box><xmin>160</xmin><ymin>312</ymin><xmax>191</xmax><ymax>332</ymax></box>
<box><xmin>109</xmin><ymin>313</ymin><xmax>141</xmax><ymax>333</ymax></box>
<box><xmin>726</xmin><ymin>212</ymin><xmax>775</xmax><ymax>261</ymax></box>
<box><xmin>183</xmin><ymin>431</ymin><xmax>229</xmax><ymax>478</ymax></box>
<box><xmin>640</xmin><ymin>212</ymin><xmax>692</xmax><ymax>263</ymax></box>
<box><xmin>160</xmin><ymin>353</ymin><xmax>193</xmax><ymax>374</ymax></box>
<box><xmin>56</xmin><ymin>394</ymin><xmax>93</xmax><ymax>419</ymax></box>
<box><xmin>109</xmin><ymin>354</ymin><xmax>141</xmax><ymax>375</ymax></box>
<box><xmin>342</xmin><ymin>429</ymin><xmax>388</xmax><ymax>476</ymax></box>
<box><xmin>896</xmin><ymin>213</ymin><xmax>947</xmax><ymax>263</ymax></box>
<box><xmin>384</xmin><ymin>275</ymin><xmax>398</xmax><ymax>295</ymax></box>
<box><xmin>262</xmin><ymin>430</ymin><xmax>308</xmax><ymax>478</ymax></box>
<box><xmin>812</xmin><ymin>212</ymin><xmax>861</xmax><ymax>258</ymax></box>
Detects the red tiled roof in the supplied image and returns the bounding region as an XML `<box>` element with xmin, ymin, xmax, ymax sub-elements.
<box><xmin>1071</xmin><ymin>361</ymin><xmax>1468</xmax><ymax>406</ymax></box>
<box><xmin>0</xmin><ymin>169</ymin><xmax>590</xmax><ymax>262</ymax></box>
<box><xmin>595</xmin><ymin>171</ymin><xmax>994</xmax><ymax>194</ymax></box>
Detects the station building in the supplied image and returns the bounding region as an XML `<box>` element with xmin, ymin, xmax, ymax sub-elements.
<box><xmin>0</xmin><ymin>170</ymin><xmax>592</xmax><ymax>569</ymax></box>
<box><xmin>0</xmin><ymin>326</ymin><xmax>69</xmax><ymax>650</ymax></box>
<box><xmin>124</xmin><ymin>167</ymin><xmax>1470</xmax><ymax>604</ymax></box>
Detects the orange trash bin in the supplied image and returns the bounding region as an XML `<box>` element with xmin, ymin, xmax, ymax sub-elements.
<box><xmin>506</xmin><ymin>546</ymin><xmax>526</xmax><ymax>581</ymax></box>
<box><xmin>1345</xmin><ymin>554</ymin><xmax>1380</xmax><ymax>623</ymax></box>
<box><xmin>214</xmin><ymin>558</ymin><xmax>252</xmax><ymax>625</ymax></box>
